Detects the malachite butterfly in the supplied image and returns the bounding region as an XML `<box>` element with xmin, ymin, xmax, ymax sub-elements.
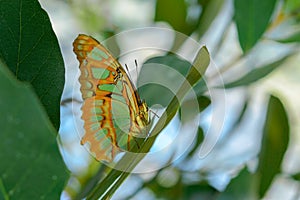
<box><xmin>73</xmin><ymin>34</ymin><xmax>150</xmax><ymax>162</ymax></box>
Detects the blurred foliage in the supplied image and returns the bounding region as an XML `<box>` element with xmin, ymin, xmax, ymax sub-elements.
<box><xmin>1</xmin><ymin>0</ymin><xmax>300</xmax><ymax>199</ymax></box>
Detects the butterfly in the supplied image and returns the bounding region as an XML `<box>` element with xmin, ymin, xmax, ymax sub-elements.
<box><xmin>73</xmin><ymin>34</ymin><xmax>150</xmax><ymax>162</ymax></box>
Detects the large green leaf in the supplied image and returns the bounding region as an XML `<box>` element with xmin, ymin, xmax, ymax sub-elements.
<box><xmin>0</xmin><ymin>0</ymin><xmax>65</xmax><ymax>130</ymax></box>
<box><xmin>223</xmin><ymin>55</ymin><xmax>289</xmax><ymax>88</ymax></box>
<box><xmin>234</xmin><ymin>0</ymin><xmax>277</xmax><ymax>52</ymax></box>
<box><xmin>0</xmin><ymin>61</ymin><xmax>68</xmax><ymax>199</ymax></box>
<box><xmin>256</xmin><ymin>95</ymin><xmax>290</xmax><ymax>198</ymax></box>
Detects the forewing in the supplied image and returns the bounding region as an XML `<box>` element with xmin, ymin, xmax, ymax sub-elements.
<box><xmin>73</xmin><ymin>34</ymin><xmax>142</xmax><ymax>161</ymax></box>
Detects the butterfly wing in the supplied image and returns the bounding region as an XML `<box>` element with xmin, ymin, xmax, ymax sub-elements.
<box><xmin>73</xmin><ymin>34</ymin><xmax>149</xmax><ymax>162</ymax></box>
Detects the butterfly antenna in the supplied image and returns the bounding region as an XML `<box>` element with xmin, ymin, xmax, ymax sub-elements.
<box><xmin>125</xmin><ymin>63</ymin><xmax>130</xmax><ymax>73</ymax></box>
<box><xmin>150</xmin><ymin>109</ymin><xmax>160</xmax><ymax>119</ymax></box>
<box><xmin>135</xmin><ymin>59</ymin><xmax>138</xmax><ymax>80</ymax></box>
<box><xmin>134</xmin><ymin>59</ymin><xmax>140</xmax><ymax>93</ymax></box>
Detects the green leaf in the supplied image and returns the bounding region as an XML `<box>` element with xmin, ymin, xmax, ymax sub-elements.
<box><xmin>0</xmin><ymin>0</ymin><xmax>65</xmax><ymax>130</ymax></box>
<box><xmin>187</xmin><ymin>127</ymin><xmax>205</xmax><ymax>157</ymax></box>
<box><xmin>155</xmin><ymin>0</ymin><xmax>189</xmax><ymax>34</ymax></box>
<box><xmin>218</xmin><ymin>168</ymin><xmax>257</xmax><ymax>200</ymax></box>
<box><xmin>138</xmin><ymin>54</ymin><xmax>191</xmax><ymax>107</ymax></box>
<box><xmin>231</xmin><ymin>99</ymin><xmax>248</xmax><ymax>129</ymax></box>
<box><xmin>234</xmin><ymin>0</ymin><xmax>277</xmax><ymax>52</ymax></box>
<box><xmin>0</xmin><ymin>61</ymin><xmax>68</xmax><ymax>199</ymax></box>
<box><xmin>193</xmin><ymin>95</ymin><xmax>211</xmax><ymax>112</ymax></box>
<box><xmin>223</xmin><ymin>55</ymin><xmax>289</xmax><ymax>88</ymax></box>
<box><xmin>275</xmin><ymin>30</ymin><xmax>300</xmax><ymax>43</ymax></box>
<box><xmin>256</xmin><ymin>95</ymin><xmax>290</xmax><ymax>198</ymax></box>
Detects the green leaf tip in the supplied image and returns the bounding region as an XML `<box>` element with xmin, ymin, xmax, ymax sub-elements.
<box><xmin>257</xmin><ymin>95</ymin><xmax>290</xmax><ymax>198</ymax></box>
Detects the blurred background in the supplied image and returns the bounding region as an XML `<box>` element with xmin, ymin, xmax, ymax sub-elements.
<box><xmin>39</xmin><ymin>0</ymin><xmax>300</xmax><ymax>199</ymax></box>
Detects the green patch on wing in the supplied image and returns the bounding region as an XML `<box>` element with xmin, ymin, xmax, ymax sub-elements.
<box><xmin>99</xmin><ymin>84</ymin><xmax>119</xmax><ymax>92</ymax></box>
<box><xmin>91</xmin><ymin>67</ymin><xmax>109</xmax><ymax>79</ymax></box>
<box><xmin>90</xmin><ymin>47</ymin><xmax>109</xmax><ymax>60</ymax></box>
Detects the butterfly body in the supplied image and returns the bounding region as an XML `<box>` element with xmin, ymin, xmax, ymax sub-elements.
<box><xmin>73</xmin><ymin>34</ymin><xmax>149</xmax><ymax>161</ymax></box>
